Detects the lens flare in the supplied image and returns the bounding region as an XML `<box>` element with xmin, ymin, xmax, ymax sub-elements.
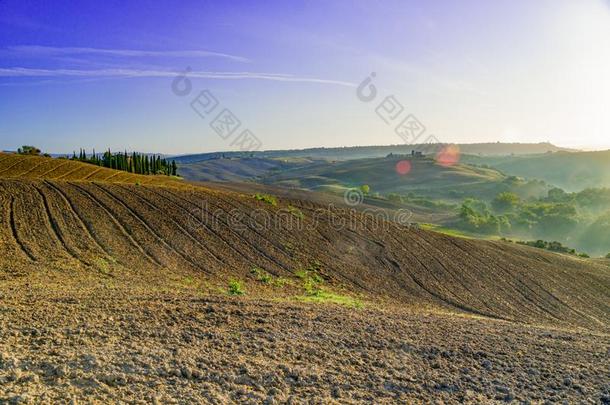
<box><xmin>436</xmin><ymin>145</ymin><xmax>461</xmax><ymax>167</ymax></box>
<box><xmin>395</xmin><ymin>160</ymin><xmax>412</xmax><ymax>175</ymax></box>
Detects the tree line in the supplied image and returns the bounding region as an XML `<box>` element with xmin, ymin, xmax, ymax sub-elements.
<box><xmin>68</xmin><ymin>149</ymin><xmax>178</xmax><ymax>176</ymax></box>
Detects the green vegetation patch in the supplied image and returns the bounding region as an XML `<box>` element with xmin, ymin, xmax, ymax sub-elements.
<box><xmin>250</xmin><ymin>267</ymin><xmax>291</xmax><ymax>287</ymax></box>
<box><xmin>295</xmin><ymin>290</ymin><xmax>363</xmax><ymax>309</ymax></box>
<box><xmin>254</xmin><ymin>193</ymin><xmax>278</xmax><ymax>206</ymax></box>
<box><xmin>287</xmin><ymin>205</ymin><xmax>305</xmax><ymax>219</ymax></box>
<box><xmin>228</xmin><ymin>279</ymin><xmax>246</xmax><ymax>295</ymax></box>
<box><xmin>250</xmin><ymin>267</ymin><xmax>273</xmax><ymax>284</ymax></box>
<box><xmin>292</xmin><ymin>261</ymin><xmax>362</xmax><ymax>308</ymax></box>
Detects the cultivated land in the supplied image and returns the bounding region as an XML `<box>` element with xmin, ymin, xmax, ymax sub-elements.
<box><xmin>0</xmin><ymin>153</ymin><xmax>609</xmax><ymax>403</ymax></box>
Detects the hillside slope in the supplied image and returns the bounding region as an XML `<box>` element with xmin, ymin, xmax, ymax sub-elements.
<box><xmin>260</xmin><ymin>156</ymin><xmax>548</xmax><ymax>201</ymax></box>
<box><xmin>0</xmin><ymin>153</ymin><xmax>181</xmax><ymax>186</ymax></box>
<box><xmin>462</xmin><ymin>150</ymin><xmax>610</xmax><ymax>191</ymax></box>
<box><xmin>0</xmin><ymin>155</ymin><xmax>609</xmax><ymax>330</ymax></box>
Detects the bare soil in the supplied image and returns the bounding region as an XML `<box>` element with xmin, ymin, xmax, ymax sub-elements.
<box><xmin>1</xmin><ymin>276</ymin><xmax>609</xmax><ymax>404</ymax></box>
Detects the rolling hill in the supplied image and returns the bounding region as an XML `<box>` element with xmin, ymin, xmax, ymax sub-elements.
<box><xmin>2</xmin><ymin>152</ymin><xmax>610</xmax><ymax>403</ymax></box>
<box><xmin>177</xmin><ymin>157</ymin><xmax>317</xmax><ymax>182</ymax></box>
<box><xmin>259</xmin><ymin>156</ymin><xmax>550</xmax><ymax>202</ymax></box>
<box><xmin>0</xmin><ymin>153</ymin><xmax>181</xmax><ymax>186</ymax></box>
<box><xmin>461</xmin><ymin>150</ymin><xmax>610</xmax><ymax>191</ymax></box>
<box><xmin>172</xmin><ymin>142</ymin><xmax>573</xmax><ymax>164</ymax></box>
<box><xmin>0</xmin><ymin>152</ymin><xmax>608</xmax><ymax>330</ymax></box>
<box><xmin>178</xmin><ymin>155</ymin><xmax>551</xmax><ymax>203</ymax></box>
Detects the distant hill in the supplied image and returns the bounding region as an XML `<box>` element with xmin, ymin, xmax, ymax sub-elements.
<box><xmin>173</xmin><ymin>142</ymin><xmax>573</xmax><ymax>164</ymax></box>
<box><xmin>178</xmin><ymin>157</ymin><xmax>318</xmax><ymax>182</ymax></box>
<box><xmin>260</xmin><ymin>156</ymin><xmax>549</xmax><ymax>201</ymax></box>
<box><xmin>461</xmin><ymin>150</ymin><xmax>610</xmax><ymax>191</ymax></box>
<box><xmin>179</xmin><ymin>154</ymin><xmax>550</xmax><ymax>202</ymax></box>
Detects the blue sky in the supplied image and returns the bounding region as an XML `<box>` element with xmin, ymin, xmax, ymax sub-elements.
<box><xmin>1</xmin><ymin>0</ymin><xmax>609</xmax><ymax>154</ymax></box>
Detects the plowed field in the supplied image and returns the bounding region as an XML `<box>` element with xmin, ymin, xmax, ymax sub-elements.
<box><xmin>0</xmin><ymin>154</ymin><xmax>608</xmax><ymax>403</ymax></box>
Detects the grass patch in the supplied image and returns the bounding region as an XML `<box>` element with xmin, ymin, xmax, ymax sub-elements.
<box><xmin>250</xmin><ymin>267</ymin><xmax>291</xmax><ymax>288</ymax></box>
<box><xmin>250</xmin><ymin>267</ymin><xmax>273</xmax><ymax>284</ymax></box>
<box><xmin>295</xmin><ymin>291</ymin><xmax>364</xmax><ymax>309</ymax></box>
<box><xmin>420</xmin><ymin>223</ymin><xmax>482</xmax><ymax>239</ymax></box>
<box><xmin>287</xmin><ymin>205</ymin><xmax>305</xmax><ymax>219</ymax></box>
<box><xmin>254</xmin><ymin>193</ymin><xmax>278</xmax><ymax>206</ymax></box>
<box><xmin>228</xmin><ymin>279</ymin><xmax>246</xmax><ymax>295</ymax></box>
<box><xmin>272</xmin><ymin>277</ymin><xmax>290</xmax><ymax>288</ymax></box>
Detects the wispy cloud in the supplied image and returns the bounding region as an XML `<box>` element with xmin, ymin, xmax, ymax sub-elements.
<box><xmin>5</xmin><ymin>45</ymin><xmax>251</xmax><ymax>63</ymax></box>
<box><xmin>0</xmin><ymin>67</ymin><xmax>356</xmax><ymax>87</ymax></box>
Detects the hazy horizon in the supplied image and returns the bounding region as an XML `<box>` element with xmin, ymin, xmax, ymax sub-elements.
<box><xmin>4</xmin><ymin>141</ymin><xmax>610</xmax><ymax>157</ymax></box>
<box><xmin>2</xmin><ymin>0</ymin><xmax>610</xmax><ymax>153</ymax></box>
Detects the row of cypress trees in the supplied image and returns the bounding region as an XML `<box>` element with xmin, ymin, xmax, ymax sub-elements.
<box><xmin>70</xmin><ymin>149</ymin><xmax>177</xmax><ymax>176</ymax></box>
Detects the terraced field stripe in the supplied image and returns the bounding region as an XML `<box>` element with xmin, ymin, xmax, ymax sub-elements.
<box><xmin>408</xmin><ymin>230</ymin><xmax>505</xmax><ymax>314</ymax></box>
<box><xmin>33</xmin><ymin>185</ymin><xmax>89</xmax><ymax>266</ymax></box>
<box><xmin>120</xmin><ymin>184</ymin><xmax>226</xmax><ymax>266</ymax></box>
<box><xmin>18</xmin><ymin>160</ymin><xmax>48</xmax><ymax>178</ymax></box>
<box><xmin>70</xmin><ymin>182</ymin><xmax>162</xmax><ymax>267</ymax></box>
<box><xmin>396</xmin><ymin>243</ymin><xmax>508</xmax><ymax>320</ymax></box>
<box><xmin>203</xmin><ymin>194</ymin><xmax>295</xmax><ymax>271</ymax></box>
<box><xmin>212</xmin><ymin>193</ymin><xmax>298</xmax><ymax>262</ymax></box>
<box><xmin>441</xmin><ymin>236</ymin><xmax>563</xmax><ymax>322</ymax></box>
<box><xmin>83</xmin><ymin>168</ymin><xmax>104</xmax><ymax>180</ymax></box>
<box><xmin>92</xmin><ymin>183</ymin><xmax>211</xmax><ymax>275</ymax></box>
<box><xmin>43</xmin><ymin>180</ymin><xmax>117</xmax><ymax>263</ymax></box>
<box><xmin>460</xmin><ymin>237</ymin><xmax>593</xmax><ymax>323</ymax></box>
<box><xmin>0</xmin><ymin>157</ymin><xmax>28</xmax><ymax>176</ymax></box>
<box><xmin>381</xmin><ymin>225</ymin><xmax>491</xmax><ymax>315</ymax></box>
<box><xmin>102</xmin><ymin>172</ymin><xmax>121</xmax><ymax>182</ymax></box>
<box><xmin>145</xmin><ymin>187</ymin><xmax>256</xmax><ymax>264</ymax></box>
<box><xmin>0</xmin><ymin>154</ymin><xmax>14</xmax><ymax>165</ymax></box>
<box><xmin>164</xmin><ymin>188</ymin><xmax>295</xmax><ymax>275</ymax></box>
<box><xmin>9</xmin><ymin>196</ymin><xmax>36</xmax><ymax>262</ymax></box>
<box><xmin>55</xmin><ymin>165</ymin><xmax>87</xmax><ymax>180</ymax></box>
<box><xmin>38</xmin><ymin>160</ymin><xmax>71</xmax><ymax>179</ymax></box>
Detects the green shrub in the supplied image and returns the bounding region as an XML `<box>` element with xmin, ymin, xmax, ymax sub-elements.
<box><xmin>254</xmin><ymin>193</ymin><xmax>278</xmax><ymax>206</ymax></box>
<box><xmin>228</xmin><ymin>279</ymin><xmax>245</xmax><ymax>295</ymax></box>
<box><xmin>287</xmin><ymin>205</ymin><xmax>304</xmax><ymax>219</ymax></box>
<box><xmin>606</xmin><ymin>253</ymin><xmax>610</xmax><ymax>259</ymax></box>
<box><xmin>17</xmin><ymin>145</ymin><xmax>41</xmax><ymax>155</ymax></box>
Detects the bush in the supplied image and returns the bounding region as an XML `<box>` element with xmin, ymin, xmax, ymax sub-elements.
<box><xmin>287</xmin><ymin>205</ymin><xmax>304</xmax><ymax>219</ymax></box>
<box><xmin>254</xmin><ymin>193</ymin><xmax>278</xmax><ymax>206</ymax></box>
<box><xmin>17</xmin><ymin>145</ymin><xmax>41</xmax><ymax>155</ymax></box>
<box><xmin>606</xmin><ymin>253</ymin><xmax>610</xmax><ymax>259</ymax></box>
<box><xmin>228</xmin><ymin>279</ymin><xmax>245</xmax><ymax>295</ymax></box>
<box><xmin>516</xmin><ymin>240</ymin><xmax>579</xmax><ymax>255</ymax></box>
<box><xmin>492</xmin><ymin>192</ymin><xmax>520</xmax><ymax>213</ymax></box>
